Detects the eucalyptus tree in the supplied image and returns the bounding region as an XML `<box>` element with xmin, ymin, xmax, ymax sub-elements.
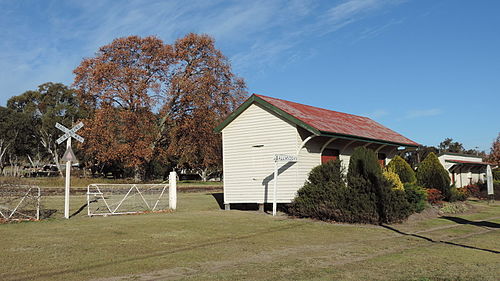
<box><xmin>7</xmin><ymin>82</ymin><xmax>85</xmax><ymax>176</ymax></box>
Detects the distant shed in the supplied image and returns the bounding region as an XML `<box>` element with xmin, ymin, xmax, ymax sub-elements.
<box><xmin>438</xmin><ymin>152</ymin><xmax>492</xmax><ymax>187</ymax></box>
<box><xmin>215</xmin><ymin>94</ymin><xmax>419</xmax><ymax>209</ymax></box>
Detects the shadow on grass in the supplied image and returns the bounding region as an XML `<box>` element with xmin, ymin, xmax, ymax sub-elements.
<box><xmin>69</xmin><ymin>198</ymin><xmax>100</xmax><ymax>218</ymax></box>
<box><xmin>211</xmin><ymin>192</ymin><xmax>224</xmax><ymax>209</ymax></box>
<box><xmin>210</xmin><ymin>193</ymin><xmax>261</xmax><ymax>211</ymax></box>
<box><xmin>69</xmin><ymin>203</ymin><xmax>88</xmax><ymax>218</ymax></box>
<box><xmin>440</xmin><ymin>216</ymin><xmax>500</xmax><ymax>229</ymax></box>
<box><xmin>381</xmin><ymin>224</ymin><xmax>499</xmax><ymax>254</ymax></box>
<box><xmin>40</xmin><ymin>209</ymin><xmax>58</xmax><ymax>219</ymax></box>
<box><xmin>209</xmin><ymin>193</ymin><xmax>288</xmax><ymax>213</ymax></box>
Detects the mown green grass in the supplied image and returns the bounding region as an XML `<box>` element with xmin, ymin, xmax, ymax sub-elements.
<box><xmin>0</xmin><ymin>193</ymin><xmax>499</xmax><ymax>281</ymax></box>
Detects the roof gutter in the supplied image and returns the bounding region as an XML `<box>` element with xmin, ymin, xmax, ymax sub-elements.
<box><xmin>319</xmin><ymin>131</ymin><xmax>419</xmax><ymax>148</ymax></box>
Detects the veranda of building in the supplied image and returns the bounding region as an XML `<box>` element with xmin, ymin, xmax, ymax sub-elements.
<box><xmin>215</xmin><ymin>94</ymin><xmax>419</xmax><ymax>210</ymax></box>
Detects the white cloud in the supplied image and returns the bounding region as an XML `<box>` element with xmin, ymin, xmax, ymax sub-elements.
<box><xmin>355</xmin><ymin>18</ymin><xmax>404</xmax><ymax>41</ymax></box>
<box><xmin>316</xmin><ymin>0</ymin><xmax>404</xmax><ymax>35</ymax></box>
<box><xmin>0</xmin><ymin>0</ymin><xmax>407</xmax><ymax>104</ymax></box>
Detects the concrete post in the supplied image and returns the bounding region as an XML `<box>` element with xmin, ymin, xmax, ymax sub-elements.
<box><xmin>169</xmin><ymin>171</ymin><xmax>177</xmax><ymax>210</ymax></box>
<box><xmin>258</xmin><ymin>204</ymin><xmax>265</xmax><ymax>212</ymax></box>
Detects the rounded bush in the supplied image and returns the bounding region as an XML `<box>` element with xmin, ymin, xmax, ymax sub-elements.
<box><xmin>383</xmin><ymin>168</ymin><xmax>404</xmax><ymax>191</ymax></box>
<box><xmin>448</xmin><ymin>186</ymin><xmax>468</xmax><ymax>202</ymax></box>
<box><xmin>347</xmin><ymin>147</ymin><xmax>412</xmax><ymax>224</ymax></box>
<box><xmin>416</xmin><ymin>152</ymin><xmax>451</xmax><ymax>199</ymax></box>
<box><xmin>387</xmin><ymin>155</ymin><xmax>416</xmax><ymax>184</ymax></box>
<box><xmin>288</xmin><ymin>160</ymin><xmax>380</xmax><ymax>223</ymax></box>
<box><xmin>403</xmin><ymin>183</ymin><xmax>427</xmax><ymax>213</ymax></box>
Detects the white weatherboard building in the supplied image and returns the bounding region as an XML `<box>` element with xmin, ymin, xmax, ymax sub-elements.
<box><xmin>438</xmin><ymin>153</ymin><xmax>491</xmax><ymax>188</ymax></box>
<box><xmin>215</xmin><ymin>94</ymin><xmax>419</xmax><ymax>210</ymax></box>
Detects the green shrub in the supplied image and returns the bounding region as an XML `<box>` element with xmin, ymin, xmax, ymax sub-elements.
<box><xmin>290</xmin><ymin>148</ymin><xmax>414</xmax><ymax>224</ymax></box>
<box><xmin>306</xmin><ymin>158</ymin><xmax>344</xmax><ymax>186</ymax></box>
<box><xmin>416</xmin><ymin>152</ymin><xmax>451</xmax><ymax>199</ymax></box>
<box><xmin>383</xmin><ymin>168</ymin><xmax>404</xmax><ymax>191</ymax></box>
<box><xmin>288</xmin><ymin>160</ymin><xmax>346</xmax><ymax>219</ymax></box>
<box><xmin>403</xmin><ymin>183</ymin><xmax>427</xmax><ymax>213</ymax></box>
<box><xmin>448</xmin><ymin>186</ymin><xmax>468</xmax><ymax>202</ymax></box>
<box><xmin>347</xmin><ymin>147</ymin><xmax>412</xmax><ymax>224</ymax></box>
<box><xmin>440</xmin><ymin>202</ymin><xmax>469</xmax><ymax>214</ymax></box>
<box><xmin>288</xmin><ymin>160</ymin><xmax>380</xmax><ymax>223</ymax></box>
<box><xmin>387</xmin><ymin>155</ymin><xmax>416</xmax><ymax>183</ymax></box>
<box><xmin>493</xmin><ymin>169</ymin><xmax>500</xmax><ymax>181</ymax></box>
<box><xmin>347</xmin><ymin>146</ymin><xmax>387</xmax><ymax>197</ymax></box>
<box><xmin>380</xmin><ymin>189</ymin><xmax>412</xmax><ymax>223</ymax></box>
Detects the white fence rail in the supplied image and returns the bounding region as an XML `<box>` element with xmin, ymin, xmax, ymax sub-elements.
<box><xmin>0</xmin><ymin>185</ymin><xmax>41</xmax><ymax>221</ymax></box>
<box><xmin>87</xmin><ymin>172</ymin><xmax>177</xmax><ymax>217</ymax></box>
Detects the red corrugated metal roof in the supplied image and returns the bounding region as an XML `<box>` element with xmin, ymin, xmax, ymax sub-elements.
<box><xmin>255</xmin><ymin>94</ymin><xmax>419</xmax><ymax>146</ymax></box>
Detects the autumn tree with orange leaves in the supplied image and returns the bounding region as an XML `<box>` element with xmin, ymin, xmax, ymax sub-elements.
<box><xmin>74</xmin><ymin>34</ymin><xmax>246</xmax><ymax>180</ymax></box>
<box><xmin>73</xmin><ymin>36</ymin><xmax>175</xmax><ymax>180</ymax></box>
<box><xmin>165</xmin><ymin>34</ymin><xmax>246</xmax><ymax>181</ymax></box>
<box><xmin>487</xmin><ymin>133</ymin><xmax>500</xmax><ymax>166</ymax></box>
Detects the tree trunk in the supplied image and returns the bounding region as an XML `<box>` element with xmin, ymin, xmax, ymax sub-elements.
<box><xmin>198</xmin><ymin>168</ymin><xmax>209</xmax><ymax>182</ymax></box>
<box><xmin>40</xmin><ymin>130</ymin><xmax>64</xmax><ymax>177</ymax></box>
<box><xmin>133</xmin><ymin>165</ymin><xmax>141</xmax><ymax>182</ymax></box>
<box><xmin>0</xmin><ymin>139</ymin><xmax>10</xmax><ymax>175</ymax></box>
<box><xmin>8</xmin><ymin>154</ymin><xmax>19</xmax><ymax>177</ymax></box>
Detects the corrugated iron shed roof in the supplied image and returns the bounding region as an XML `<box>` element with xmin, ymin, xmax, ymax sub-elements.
<box><xmin>255</xmin><ymin>94</ymin><xmax>418</xmax><ymax>146</ymax></box>
<box><xmin>215</xmin><ymin>94</ymin><xmax>419</xmax><ymax>147</ymax></box>
<box><xmin>445</xmin><ymin>159</ymin><xmax>493</xmax><ymax>166</ymax></box>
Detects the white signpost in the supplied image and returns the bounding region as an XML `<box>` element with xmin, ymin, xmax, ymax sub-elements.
<box><xmin>486</xmin><ymin>165</ymin><xmax>494</xmax><ymax>196</ymax></box>
<box><xmin>272</xmin><ymin>154</ymin><xmax>298</xmax><ymax>216</ymax></box>
<box><xmin>56</xmin><ymin>122</ymin><xmax>84</xmax><ymax>219</ymax></box>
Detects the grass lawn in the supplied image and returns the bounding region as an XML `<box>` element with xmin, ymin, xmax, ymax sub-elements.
<box><xmin>0</xmin><ymin>193</ymin><xmax>499</xmax><ymax>281</ymax></box>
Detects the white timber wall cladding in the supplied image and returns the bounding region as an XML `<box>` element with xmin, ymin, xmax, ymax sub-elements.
<box><xmin>297</xmin><ymin>136</ymin><xmax>322</xmax><ymax>188</ymax></box>
<box><xmin>223</xmin><ymin>103</ymin><xmax>309</xmax><ymax>204</ymax></box>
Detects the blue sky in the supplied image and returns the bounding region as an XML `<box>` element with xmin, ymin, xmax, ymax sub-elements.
<box><xmin>1</xmin><ymin>0</ymin><xmax>499</xmax><ymax>151</ymax></box>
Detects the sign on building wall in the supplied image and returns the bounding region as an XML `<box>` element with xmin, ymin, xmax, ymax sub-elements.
<box><xmin>273</xmin><ymin>154</ymin><xmax>298</xmax><ymax>162</ymax></box>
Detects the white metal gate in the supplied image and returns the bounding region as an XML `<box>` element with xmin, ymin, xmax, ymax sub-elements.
<box><xmin>87</xmin><ymin>183</ymin><xmax>169</xmax><ymax>216</ymax></box>
<box><xmin>86</xmin><ymin>172</ymin><xmax>177</xmax><ymax>216</ymax></box>
<box><xmin>0</xmin><ymin>185</ymin><xmax>41</xmax><ymax>221</ymax></box>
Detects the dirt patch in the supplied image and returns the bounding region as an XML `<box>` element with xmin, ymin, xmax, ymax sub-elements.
<box><xmin>405</xmin><ymin>202</ymin><xmax>480</xmax><ymax>224</ymax></box>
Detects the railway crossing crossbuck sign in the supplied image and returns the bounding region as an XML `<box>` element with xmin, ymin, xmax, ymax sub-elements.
<box><xmin>55</xmin><ymin>122</ymin><xmax>84</xmax><ymax>219</ymax></box>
